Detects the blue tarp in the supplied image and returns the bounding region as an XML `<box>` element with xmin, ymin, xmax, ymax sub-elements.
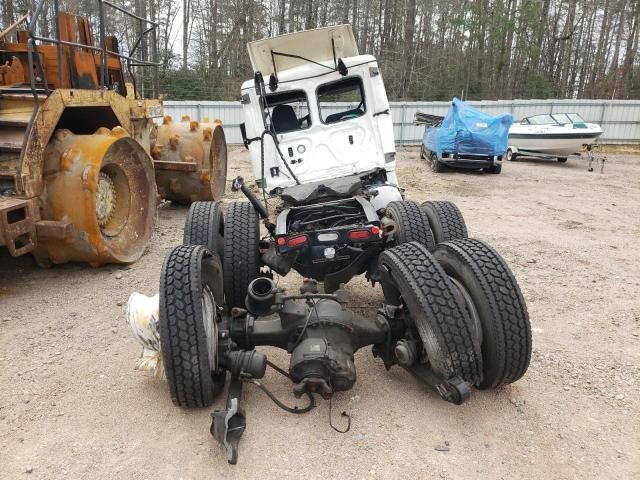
<box><xmin>422</xmin><ymin>98</ymin><xmax>513</xmax><ymax>158</ymax></box>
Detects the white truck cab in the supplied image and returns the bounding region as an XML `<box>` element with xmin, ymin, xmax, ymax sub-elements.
<box><xmin>240</xmin><ymin>25</ymin><xmax>397</xmax><ymax>191</ymax></box>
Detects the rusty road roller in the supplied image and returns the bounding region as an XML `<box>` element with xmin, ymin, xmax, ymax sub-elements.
<box><xmin>152</xmin><ymin>115</ymin><xmax>228</xmax><ymax>204</ymax></box>
<box><xmin>0</xmin><ymin>5</ymin><xmax>160</xmax><ymax>266</ymax></box>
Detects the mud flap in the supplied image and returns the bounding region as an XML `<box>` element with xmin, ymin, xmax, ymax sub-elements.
<box><xmin>210</xmin><ymin>376</ymin><xmax>246</xmax><ymax>464</ymax></box>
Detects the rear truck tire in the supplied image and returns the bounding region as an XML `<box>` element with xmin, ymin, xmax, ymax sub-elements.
<box><xmin>420</xmin><ymin>201</ymin><xmax>468</xmax><ymax>244</ymax></box>
<box><xmin>378</xmin><ymin>241</ymin><xmax>481</xmax><ymax>384</ymax></box>
<box><xmin>429</xmin><ymin>152</ymin><xmax>443</xmax><ymax>172</ymax></box>
<box><xmin>223</xmin><ymin>201</ymin><xmax>261</xmax><ymax>309</ymax></box>
<box><xmin>506</xmin><ymin>148</ymin><xmax>517</xmax><ymax>161</ymax></box>
<box><xmin>37</xmin><ymin>128</ymin><xmax>156</xmax><ymax>266</ymax></box>
<box><xmin>385</xmin><ymin>201</ymin><xmax>436</xmax><ymax>250</ymax></box>
<box><xmin>557</xmin><ymin>157</ymin><xmax>567</xmax><ymax>163</ymax></box>
<box><xmin>432</xmin><ymin>238</ymin><xmax>531</xmax><ymax>389</ymax></box>
<box><xmin>183</xmin><ymin>201</ymin><xmax>224</xmax><ymax>261</ymax></box>
<box><xmin>159</xmin><ymin>244</ymin><xmax>226</xmax><ymax>407</ymax></box>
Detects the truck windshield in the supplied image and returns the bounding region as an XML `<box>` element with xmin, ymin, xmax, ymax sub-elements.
<box><xmin>317</xmin><ymin>76</ymin><xmax>365</xmax><ymax>124</ymax></box>
<box><xmin>266</xmin><ymin>90</ymin><xmax>310</xmax><ymax>134</ymax></box>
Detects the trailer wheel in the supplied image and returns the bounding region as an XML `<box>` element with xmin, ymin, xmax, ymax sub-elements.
<box><xmin>386</xmin><ymin>201</ymin><xmax>436</xmax><ymax>250</ymax></box>
<box><xmin>505</xmin><ymin>148</ymin><xmax>517</xmax><ymax>161</ymax></box>
<box><xmin>183</xmin><ymin>201</ymin><xmax>224</xmax><ymax>261</ymax></box>
<box><xmin>420</xmin><ymin>201</ymin><xmax>468</xmax><ymax>244</ymax></box>
<box><xmin>223</xmin><ymin>201</ymin><xmax>261</xmax><ymax>309</ymax></box>
<box><xmin>433</xmin><ymin>238</ymin><xmax>531</xmax><ymax>389</ymax></box>
<box><xmin>557</xmin><ymin>157</ymin><xmax>567</xmax><ymax>163</ymax></box>
<box><xmin>159</xmin><ymin>245</ymin><xmax>226</xmax><ymax>407</ymax></box>
<box><xmin>429</xmin><ymin>152</ymin><xmax>443</xmax><ymax>172</ymax></box>
<box><xmin>379</xmin><ymin>242</ymin><xmax>481</xmax><ymax>384</ymax></box>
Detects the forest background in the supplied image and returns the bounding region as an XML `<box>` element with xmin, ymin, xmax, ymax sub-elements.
<box><xmin>2</xmin><ymin>0</ymin><xmax>639</xmax><ymax>101</ymax></box>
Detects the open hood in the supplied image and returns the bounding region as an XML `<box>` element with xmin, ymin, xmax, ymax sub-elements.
<box><xmin>247</xmin><ymin>25</ymin><xmax>358</xmax><ymax>76</ymax></box>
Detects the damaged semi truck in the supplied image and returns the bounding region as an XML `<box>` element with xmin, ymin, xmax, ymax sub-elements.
<box><xmin>129</xmin><ymin>25</ymin><xmax>532</xmax><ymax>464</ymax></box>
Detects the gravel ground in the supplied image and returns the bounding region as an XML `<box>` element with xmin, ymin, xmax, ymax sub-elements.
<box><xmin>1</xmin><ymin>148</ymin><xmax>639</xmax><ymax>479</ymax></box>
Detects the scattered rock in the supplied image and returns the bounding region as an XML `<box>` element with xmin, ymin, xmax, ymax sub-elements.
<box><xmin>115</xmin><ymin>273</ymin><xmax>123</xmax><ymax>280</ymax></box>
<box><xmin>117</xmin><ymin>300</ymin><xmax>124</xmax><ymax>307</ymax></box>
<box><xmin>435</xmin><ymin>444</ymin><xmax>450</xmax><ymax>452</ymax></box>
<box><xmin>615</xmin><ymin>393</ymin><xmax>625</xmax><ymax>400</ymax></box>
<box><xmin>25</xmin><ymin>467</ymin><xmax>33</xmax><ymax>474</ymax></box>
<box><xmin>111</xmin><ymin>327</ymin><xmax>118</xmax><ymax>334</ymax></box>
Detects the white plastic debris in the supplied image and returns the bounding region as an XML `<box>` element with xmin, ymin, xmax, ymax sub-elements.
<box><xmin>126</xmin><ymin>292</ymin><xmax>164</xmax><ymax>378</ymax></box>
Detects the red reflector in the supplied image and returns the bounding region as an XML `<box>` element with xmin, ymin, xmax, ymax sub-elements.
<box><xmin>371</xmin><ymin>226</ymin><xmax>380</xmax><ymax>236</ymax></box>
<box><xmin>286</xmin><ymin>234</ymin><xmax>309</xmax><ymax>248</ymax></box>
<box><xmin>277</xmin><ymin>237</ymin><xmax>286</xmax><ymax>246</ymax></box>
<box><xmin>348</xmin><ymin>229</ymin><xmax>371</xmax><ymax>241</ymax></box>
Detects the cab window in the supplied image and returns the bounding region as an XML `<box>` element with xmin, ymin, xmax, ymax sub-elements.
<box><xmin>317</xmin><ymin>77</ymin><xmax>365</xmax><ymax>124</ymax></box>
<box><xmin>266</xmin><ymin>90</ymin><xmax>310</xmax><ymax>134</ymax></box>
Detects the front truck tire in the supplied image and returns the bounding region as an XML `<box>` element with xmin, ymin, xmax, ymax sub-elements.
<box><xmin>184</xmin><ymin>201</ymin><xmax>225</xmax><ymax>261</ymax></box>
<box><xmin>378</xmin><ymin>241</ymin><xmax>481</xmax><ymax>385</ymax></box>
<box><xmin>420</xmin><ymin>201</ymin><xmax>468</xmax><ymax>244</ymax></box>
<box><xmin>223</xmin><ymin>201</ymin><xmax>261</xmax><ymax>309</ymax></box>
<box><xmin>385</xmin><ymin>201</ymin><xmax>436</xmax><ymax>250</ymax></box>
<box><xmin>433</xmin><ymin>238</ymin><xmax>531</xmax><ymax>389</ymax></box>
<box><xmin>159</xmin><ymin>245</ymin><xmax>226</xmax><ymax>407</ymax></box>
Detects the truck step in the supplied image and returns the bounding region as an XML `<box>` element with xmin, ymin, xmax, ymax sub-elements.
<box><xmin>0</xmin><ymin>196</ymin><xmax>38</xmax><ymax>256</ymax></box>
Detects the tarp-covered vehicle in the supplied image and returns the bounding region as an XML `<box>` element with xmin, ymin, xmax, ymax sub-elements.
<box><xmin>419</xmin><ymin>98</ymin><xmax>513</xmax><ymax>174</ymax></box>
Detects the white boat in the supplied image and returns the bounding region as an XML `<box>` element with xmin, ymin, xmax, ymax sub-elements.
<box><xmin>507</xmin><ymin>113</ymin><xmax>603</xmax><ymax>161</ymax></box>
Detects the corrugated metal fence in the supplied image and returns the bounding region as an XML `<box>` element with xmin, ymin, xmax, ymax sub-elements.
<box><xmin>162</xmin><ymin>99</ymin><xmax>640</xmax><ymax>145</ymax></box>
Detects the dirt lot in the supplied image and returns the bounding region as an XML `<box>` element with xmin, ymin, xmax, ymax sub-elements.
<box><xmin>1</xmin><ymin>148</ymin><xmax>639</xmax><ymax>479</ymax></box>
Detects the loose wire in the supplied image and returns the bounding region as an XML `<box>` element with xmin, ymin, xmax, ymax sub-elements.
<box><xmin>329</xmin><ymin>396</ymin><xmax>351</xmax><ymax>433</ymax></box>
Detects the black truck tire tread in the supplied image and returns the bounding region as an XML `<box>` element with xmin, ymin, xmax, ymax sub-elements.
<box><xmin>159</xmin><ymin>245</ymin><xmax>221</xmax><ymax>408</ymax></box>
<box><xmin>386</xmin><ymin>201</ymin><xmax>436</xmax><ymax>250</ymax></box>
<box><xmin>434</xmin><ymin>238</ymin><xmax>531</xmax><ymax>388</ymax></box>
<box><xmin>183</xmin><ymin>201</ymin><xmax>225</xmax><ymax>261</ymax></box>
<box><xmin>223</xmin><ymin>201</ymin><xmax>260</xmax><ymax>309</ymax></box>
<box><xmin>420</xmin><ymin>201</ymin><xmax>468</xmax><ymax>244</ymax></box>
<box><xmin>379</xmin><ymin>241</ymin><xmax>481</xmax><ymax>384</ymax></box>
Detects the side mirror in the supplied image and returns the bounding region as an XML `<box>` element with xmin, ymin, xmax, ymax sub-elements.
<box><xmin>269</xmin><ymin>73</ymin><xmax>278</xmax><ymax>92</ymax></box>
<box><xmin>254</xmin><ymin>71</ymin><xmax>265</xmax><ymax>95</ymax></box>
<box><xmin>337</xmin><ymin>58</ymin><xmax>348</xmax><ymax>76</ymax></box>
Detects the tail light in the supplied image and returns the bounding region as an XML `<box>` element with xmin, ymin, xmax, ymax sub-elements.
<box><xmin>286</xmin><ymin>234</ymin><xmax>309</xmax><ymax>248</ymax></box>
<box><xmin>348</xmin><ymin>229</ymin><xmax>371</xmax><ymax>241</ymax></box>
<box><xmin>276</xmin><ymin>236</ymin><xmax>286</xmax><ymax>246</ymax></box>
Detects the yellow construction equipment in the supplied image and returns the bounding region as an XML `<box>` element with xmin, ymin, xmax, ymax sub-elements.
<box><xmin>0</xmin><ymin>2</ymin><xmax>227</xmax><ymax>266</ymax></box>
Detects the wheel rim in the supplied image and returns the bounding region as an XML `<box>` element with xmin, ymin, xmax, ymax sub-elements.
<box><xmin>95</xmin><ymin>171</ymin><xmax>117</xmax><ymax>228</ymax></box>
<box><xmin>506</xmin><ymin>149</ymin><xmax>513</xmax><ymax>161</ymax></box>
<box><xmin>201</xmin><ymin>284</ymin><xmax>218</xmax><ymax>371</ymax></box>
<box><xmin>448</xmin><ymin>276</ymin><xmax>483</xmax><ymax>345</ymax></box>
